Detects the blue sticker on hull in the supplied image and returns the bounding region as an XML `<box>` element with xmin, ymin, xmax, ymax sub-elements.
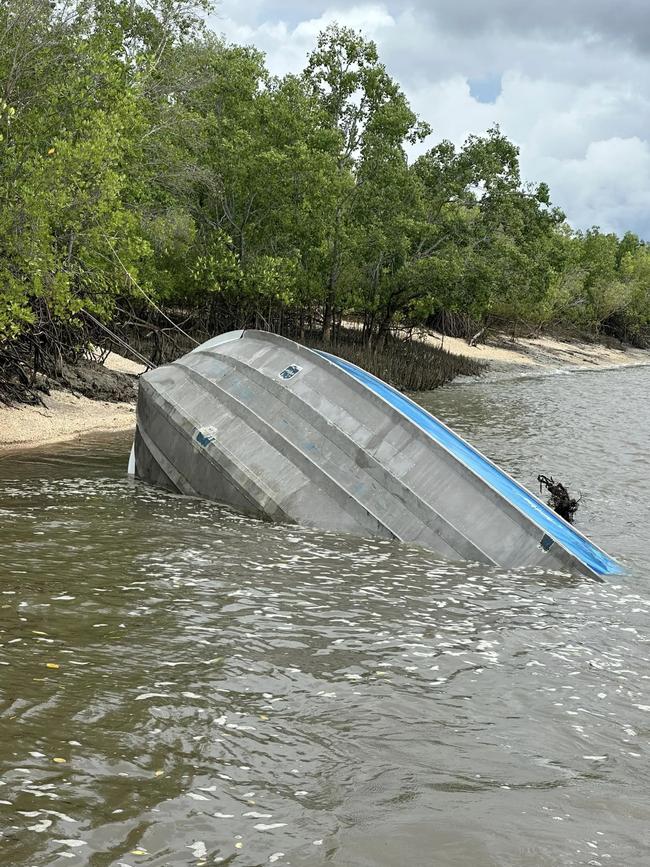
<box><xmin>280</xmin><ymin>364</ymin><xmax>302</xmax><ymax>381</ymax></box>
<box><xmin>196</xmin><ymin>429</ymin><xmax>216</xmax><ymax>447</ymax></box>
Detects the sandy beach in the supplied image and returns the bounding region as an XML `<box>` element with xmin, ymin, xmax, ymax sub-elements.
<box><xmin>419</xmin><ymin>329</ymin><xmax>650</xmax><ymax>376</ymax></box>
<box><xmin>1</xmin><ymin>336</ymin><xmax>649</xmax><ymax>453</ymax></box>
<box><xmin>0</xmin><ymin>352</ymin><xmax>146</xmax><ymax>454</ymax></box>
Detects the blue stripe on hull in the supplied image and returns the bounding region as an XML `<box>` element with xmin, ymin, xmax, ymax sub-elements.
<box><xmin>317</xmin><ymin>351</ymin><xmax>623</xmax><ymax>577</ymax></box>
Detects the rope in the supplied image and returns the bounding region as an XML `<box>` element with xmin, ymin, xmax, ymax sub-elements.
<box><xmin>103</xmin><ymin>234</ymin><xmax>200</xmax><ymax>347</ymax></box>
<box><xmin>68</xmin><ymin>171</ymin><xmax>200</xmax><ymax>348</ymax></box>
<box><xmin>82</xmin><ymin>310</ymin><xmax>156</xmax><ymax>370</ymax></box>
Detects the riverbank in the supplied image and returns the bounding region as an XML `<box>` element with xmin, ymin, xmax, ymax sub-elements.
<box><xmin>0</xmin><ymin>352</ymin><xmax>145</xmax><ymax>453</ymax></box>
<box><xmin>417</xmin><ymin>329</ymin><xmax>650</xmax><ymax>377</ymax></box>
<box><xmin>2</xmin><ymin>335</ymin><xmax>649</xmax><ymax>453</ymax></box>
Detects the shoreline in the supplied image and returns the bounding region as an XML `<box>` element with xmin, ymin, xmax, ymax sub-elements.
<box><xmin>2</xmin><ymin>336</ymin><xmax>649</xmax><ymax>455</ymax></box>
<box><xmin>411</xmin><ymin>327</ymin><xmax>650</xmax><ymax>377</ymax></box>
<box><xmin>0</xmin><ymin>352</ymin><xmax>144</xmax><ymax>456</ymax></box>
<box><xmin>0</xmin><ymin>390</ymin><xmax>137</xmax><ymax>455</ymax></box>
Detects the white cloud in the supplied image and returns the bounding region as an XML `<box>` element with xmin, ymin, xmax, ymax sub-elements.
<box><xmin>539</xmin><ymin>137</ymin><xmax>650</xmax><ymax>234</ymax></box>
<box><xmin>209</xmin><ymin>3</ymin><xmax>396</xmax><ymax>77</ymax></box>
<box><xmin>207</xmin><ymin>1</ymin><xmax>650</xmax><ymax>238</ymax></box>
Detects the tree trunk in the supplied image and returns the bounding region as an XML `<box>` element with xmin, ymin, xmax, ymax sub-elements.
<box><xmin>376</xmin><ymin>312</ymin><xmax>392</xmax><ymax>351</ymax></box>
<box><xmin>322</xmin><ymin>297</ymin><xmax>333</xmax><ymax>343</ymax></box>
<box><xmin>322</xmin><ymin>206</ymin><xmax>342</xmax><ymax>344</ymax></box>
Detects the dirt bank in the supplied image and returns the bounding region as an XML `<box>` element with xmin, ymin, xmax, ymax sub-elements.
<box><xmin>0</xmin><ymin>352</ymin><xmax>146</xmax><ymax>453</ymax></box>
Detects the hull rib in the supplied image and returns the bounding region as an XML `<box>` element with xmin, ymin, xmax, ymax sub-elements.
<box><xmin>180</xmin><ymin>352</ymin><xmax>498</xmax><ymax>564</ymax></box>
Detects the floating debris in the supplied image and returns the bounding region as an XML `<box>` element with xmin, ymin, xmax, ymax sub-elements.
<box><xmin>537</xmin><ymin>474</ymin><xmax>580</xmax><ymax>524</ymax></box>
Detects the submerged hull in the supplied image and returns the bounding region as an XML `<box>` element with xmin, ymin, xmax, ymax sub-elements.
<box><xmin>132</xmin><ymin>330</ymin><xmax>622</xmax><ymax>579</ymax></box>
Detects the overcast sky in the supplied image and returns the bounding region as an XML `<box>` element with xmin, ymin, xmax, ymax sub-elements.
<box><xmin>209</xmin><ymin>1</ymin><xmax>650</xmax><ymax>240</ymax></box>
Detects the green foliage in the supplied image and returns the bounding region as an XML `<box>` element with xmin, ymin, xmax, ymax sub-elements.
<box><xmin>1</xmin><ymin>1</ymin><xmax>649</xmax><ymax>386</ymax></box>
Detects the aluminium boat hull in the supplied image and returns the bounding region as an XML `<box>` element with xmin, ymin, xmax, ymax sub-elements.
<box><xmin>131</xmin><ymin>330</ymin><xmax>622</xmax><ymax>579</ymax></box>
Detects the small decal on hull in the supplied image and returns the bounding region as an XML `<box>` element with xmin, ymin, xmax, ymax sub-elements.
<box><xmin>195</xmin><ymin>426</ymin><xmax>217</xmax><ymax>448</ymax></box>
<box><xmin>540</xmin><ymin>534</ymin><xmax>555</xmax><ymax>552</ymax></box>
<box><xmin>279</xmin><ymin>364</ymin><xmax>302</xmax><ymax>381</ymax></box>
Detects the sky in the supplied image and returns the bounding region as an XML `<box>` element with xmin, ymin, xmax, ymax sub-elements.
<box><xmin>207</xmin><ymin>0</ymin><xmax>650</xmax><ymax>240</ymax></box>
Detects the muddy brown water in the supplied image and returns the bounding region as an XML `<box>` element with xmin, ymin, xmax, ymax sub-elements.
<box><xmin>1</xmin><ymin>366</ymin><xmax>649</xmax><ymax>866</ymax></box>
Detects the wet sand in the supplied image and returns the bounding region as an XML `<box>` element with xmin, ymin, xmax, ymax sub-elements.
<box><xmin>0</xmin><ymin>352</ymin><xmax>145</xmax><ymax>453</ymax></box>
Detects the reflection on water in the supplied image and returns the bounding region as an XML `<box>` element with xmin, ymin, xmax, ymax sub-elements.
<box><xmin>0</xmin><ymin>367</ymin><xmax>649</xmax><ymax>866</ymax></box>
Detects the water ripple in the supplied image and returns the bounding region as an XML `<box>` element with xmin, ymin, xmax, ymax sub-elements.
<box><xmin>1</xmin><ymin>369</ymin><xmax>649</xmax><ymax>865</ymax></box>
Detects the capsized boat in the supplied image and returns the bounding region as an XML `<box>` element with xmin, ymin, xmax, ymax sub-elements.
<box><xmin>129</xmin><ymin>329</ymin><xmax>623</xmax><ymax>579</ymax></box>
